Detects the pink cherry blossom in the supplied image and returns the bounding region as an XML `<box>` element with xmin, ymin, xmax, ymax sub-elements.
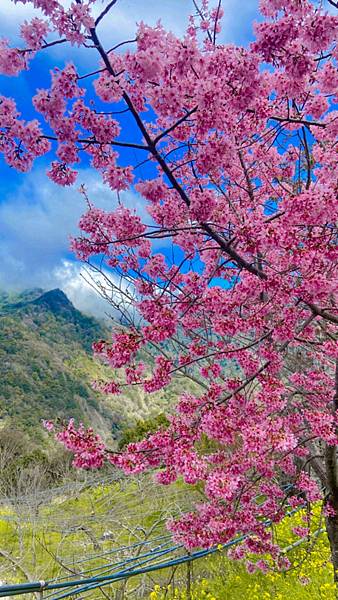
<box><xmin>47</xmin><ymin>161</ymin><xmax>78</xmax><ymax>186</ymax></box>
<box><xmin>20</xmin><ymin>18</ymin><xmax>49</xmax><ymax>50</ymax></box>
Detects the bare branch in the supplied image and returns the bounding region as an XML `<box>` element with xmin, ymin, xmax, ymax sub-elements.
<box><xmin>95</xmin><ymin>0</ymin><xmax>119</xmax><ymax>27</ymax></box>
<box><xmin>271</xmin><ymin>115</ymin><xmax>326</xmax><ymax>129</ymax></box>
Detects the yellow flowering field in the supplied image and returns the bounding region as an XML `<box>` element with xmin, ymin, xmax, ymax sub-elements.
<box><xmin>149</xmin><ymin>504</ymin><xmax>335</xmax><ymax>600</ymax></box>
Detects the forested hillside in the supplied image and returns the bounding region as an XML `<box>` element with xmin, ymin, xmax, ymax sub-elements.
<box><xmin>0</xmin><ymin>288</ymin><xmax>114</xmax><ymax>435</ymax></box>
<box><xmin>0</xmin><ymin>288</ymin><xmax>182</xmax><ymax>442</ymax></box>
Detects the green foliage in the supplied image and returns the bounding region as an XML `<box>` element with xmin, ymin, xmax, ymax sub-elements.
<box><xmin>0</xmin><ymin>288</ymin><xmax>113</xmax><ymax>437</ymax></box>
<box><xmin>118</xmin><ymin>413</ymin><xmax>169</xmax><ymax>448</ymax></box>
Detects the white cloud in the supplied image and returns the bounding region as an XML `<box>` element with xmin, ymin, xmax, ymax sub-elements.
<box><xmin>52</xmin><ymin>259</ymin><xmax>136</xmax><ymax>319</ymax></box>
<box><xmin>95</xmin><ymin>0</ymin><xmax>192</xmax><ymax>41</ymax></box>
<box><xmin>0</xmin><ymin>166</ymin><xmax>146</xmax><ymax>296</ymax></box>
<box><xmin>53</xmin><ymin>260</ymin><xmax>109</xmax><ymax>318</ymax></box>
<box><xmin>0</xmin><ymin>1</ymin><xmax>38</xmax><ymax>39</ymax></box>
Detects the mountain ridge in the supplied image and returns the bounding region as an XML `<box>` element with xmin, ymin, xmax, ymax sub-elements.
<box><xmin>0</xmin><ymin>287</ymin><xmax>183</xmax><ymax>443</ymax></box>
<box><xmin>0</xmin><ymin>286</ymin><xmax>115</xmax><ymax>437</ymax></box>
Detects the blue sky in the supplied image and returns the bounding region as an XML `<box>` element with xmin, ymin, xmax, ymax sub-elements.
<box><xmin>0</xmin><ymin>0</ymin><xmax>258</xmax><ymax>316</ymax></box>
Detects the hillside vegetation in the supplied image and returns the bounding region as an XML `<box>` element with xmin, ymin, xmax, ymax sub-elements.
<box><xmin>0</xmin><ymin>288</ymin><xmax>187</xmax><ymax>440</ymax></box>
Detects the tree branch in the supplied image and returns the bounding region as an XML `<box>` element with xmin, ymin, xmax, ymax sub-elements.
<box><xmin>95</xmin><ymin>0</ymin><xmax>119</xmax><ymax>27</ymax></box>
<box><xmin>85</xmin><ymin>20</ymin><xmax>268</xmax><ymax>281</ymax></box>
<box><xmin>42</xmin><ymin>134</ymin><xmax>149</xmax><ymax>152</ymax></box>
<box><xmin>301</xmin><ymin>127</ymin><xmax>312</xmax><ymax>190</ymax></box>
<box><xmin>153</xmin><ymin>108</ymin><xmax>198</xmax><ymax>146</ymax></box>
<box><xmin>305</xmin><ymin>301</ymin><xmax>338</xmax><ymax>325</ymax></box>
<box><xmin>271</xmin><ymin>116</ymin><xmax>326</xmax><ymax>129</ymax></box>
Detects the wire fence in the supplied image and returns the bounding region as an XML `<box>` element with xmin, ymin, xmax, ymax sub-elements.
<box><xmin>0</xmin><ymin>509</ymin><xmax>323</xmax><ymax>599</ymax></box>
<box><xmin>0</xmin><ymin>477</ymin><xmax>325</xmax><ymax>600</ymax></box>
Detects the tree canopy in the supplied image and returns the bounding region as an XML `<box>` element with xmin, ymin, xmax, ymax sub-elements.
<box><xmin>1</xmin><ymin>0</ymin><xmax>337</xmax><ymax>578</ymax></box>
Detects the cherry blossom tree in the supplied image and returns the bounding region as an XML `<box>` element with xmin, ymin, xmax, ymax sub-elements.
<box><xmin>1</xmin><ymin>0</ymin><xmax>338</xmax><ymax>580</ymax></box>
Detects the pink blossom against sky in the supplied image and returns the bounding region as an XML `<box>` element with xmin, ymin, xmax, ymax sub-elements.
<box><xmin>0</xmin><ymin>0</ymin><xmax>258</xmax><ymax>315</ymax></box>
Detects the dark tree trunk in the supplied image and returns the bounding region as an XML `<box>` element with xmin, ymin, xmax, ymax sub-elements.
<box><xmin>326</xmin><ymin>511</ymin><xmax>338</xmax><ymax>583</ymax></box>
<box><xmin>325</xmin><ymin>359</ymin><xmax>338</xmax><ymax>584</ymax></box>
